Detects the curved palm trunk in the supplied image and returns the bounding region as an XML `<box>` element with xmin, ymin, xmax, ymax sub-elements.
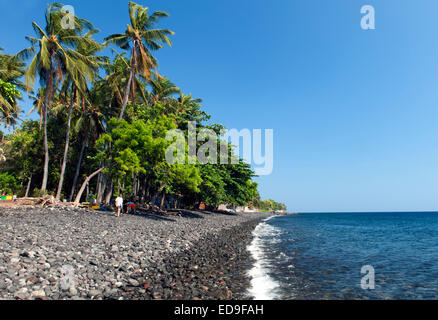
<box><xmin>118</xmin><ymin>47</ymin><xmax>136</xmax><ymax>120</ymax></box>
<box><xmin>56</xmin><ymin>88</ymin><xmax>75</xmax><ymax>200</ymax></box>
<box><xmin>25</xmin><ymin>174</ymin><xmax>32</xmax><ymax>198</ymax></box>
<box><xmin>41</xmin><ymin>70</ymin><xmax>53</xmax><ymax>192</ymax></box>
<box><xmin>74</xmin><ymin>167</ymin><xmax>104</xmax><ymax>205</ymax></box>
<box><xmin>68</xmin><ymin>132</ymin><xmax>88</xmax><ymax>202</ymax></box>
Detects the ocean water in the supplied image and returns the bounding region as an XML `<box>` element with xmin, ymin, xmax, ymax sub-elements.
<box><xmin>247</xmin><ymin>212</ymin><xmax>438</xmax><ymax>300</ymax></box>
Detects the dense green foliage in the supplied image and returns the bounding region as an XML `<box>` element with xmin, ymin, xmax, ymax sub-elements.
<box><xmin>253</xmin><ymin>199</ymin><xmax>288</xmax><ymax>212</ymax></box>
<box><xmin>0</xmin><ymin>79</ymin><xmax>21</xmax><ymax>108</ymax></box>
<box><xmin>0</xmin><ymin>48</ymin><xmax>24</xmax><ymax>138</ymax></box>
<box><xmin>0</xmin><ymin>2</ymin><xmax>286</xmax><ymax>212</ymax></box>
<box><xmin>0</xmin><ymin>172</ymin><xmax>19</xmax><ymax>194</ymax></box>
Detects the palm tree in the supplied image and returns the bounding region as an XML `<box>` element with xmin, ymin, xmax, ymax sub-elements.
<box><xmin>0</xmin><ymin>81</ymin><xmax>21</xmax><ymax>137</ymax></box>
<box><xmin>1</xmin><ymin>104</ymin><xmax>21</xmax><ymax>131</ymax></box>
<box><xmin>0</xmin><ymin>48</ymin><xmax>25</xmax><ymax>89</ymax></box>
<box><xmin>148</xmin><ymin>74</ymin><xmax>180</xmax><ymax>105</ymax></box>
<box><xmin>99</xmin><ymin>53</ymin><xmax>148</xmax><ymax>119</ymax></box>
<box><xmin>68</xmin><ymin>100</ymin><xmax>105</xmax><ymax>202</ymax></box>
<box><xmin>104</xmin><ymin>1</ymin><xmax>174</xmax><ymax>120</ymax></box>
<box><xmin>17</xmin><ymin>3</ymin><xmax>98</xmax><ymax>192</ymax></box>
<box><xmin>176</xmin><ymin>93</ymin><xmax>202</xmax><ymax>111</ymax></box>
<box><xmin>27</xmin><ymin>88</ymin><xmax>45</xmax><ymax>128</ymax></box>
<box><xmin>55</xmin><ymin>30</ymin><xmax>104</xmax><ymax>200</ymax></box>
<box><xmin>0</xmin><ymin>48</ymin><xmax>25</xmax><ymax>134</ymax></box>
<box><xmin>101</xmin><ymin>53</ymin><xmax>129</xmax><ymax>116</ymax></box>
<box><xmin>91</xmin><ymin>52</ymin><xmax>148</xmax><ymax>122</ymax></box>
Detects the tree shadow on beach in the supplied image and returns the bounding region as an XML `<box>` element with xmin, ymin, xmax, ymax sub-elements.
<box><xmin>108</xmin><ymin>209</ymin><xmax>205</xmax><ymax>222</ymax></box>
<box><xmin>202</xmin><ymin>209</ymin><xmax>239</xmax><ymax>216</ymax></box>
<box><xmin>167</xmin><ymin>209</ymin><xmax>204</xmax><ymax>219</ymax></box>
<box><xmin>167</xmin><ymin>209</ymin><xmax>239</xmax><ymax>217</ymax></box>
<box><xmin>91</xmin><ymin>209</ymin><xmax>177</xmax><ymax>222</ymax></box>
<box><xmin>129</xmin><ymin>211</ymin><xmax>177</xmax><ymax>222</ymax></box>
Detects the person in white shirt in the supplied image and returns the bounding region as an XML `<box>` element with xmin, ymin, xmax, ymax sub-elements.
<box><xmin>115</xmin><ymin>194</ymin><xmax>123</xmax><ymax>217</ymax></box>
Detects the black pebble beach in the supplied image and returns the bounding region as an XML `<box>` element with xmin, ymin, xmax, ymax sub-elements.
<box><xmin>0</xmin><ymin>206</ymin><xmax>270</xmax><ymax>300</ymax></box>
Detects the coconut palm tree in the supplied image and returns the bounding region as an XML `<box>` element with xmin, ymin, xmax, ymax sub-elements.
<box><xmin>148</xmin><ymin>74</ymin><xmax>180</xmax><ymax>105</ymax></box>
<box><xmin>101</xmin><ymin>53</ymin><xmax>129</xmax><ymax>115</ymax></box>
<box><xmin>99</xmin><ymin>53</ymin><xmax>148</xmax><ymax>119</ymax></box>
<box><xmin>0</xmin><ymin>48</ymin><xmax>25</xmax><ymax>130</ymax></box>
<box><xmin>27</xmin><ymin>88</ymin><xmax>45</xmax><ymax>128</ymax></box>
<box><xmin>67</xmin><ymin>95</ymin><xmax>105</xmax><ymax>202</ymax></box>
<box><xmin>0</xmin><ymin>80</ymin><xmax>21</xmax><ymax>131</ymax></box>
<box><xmin>0</xmin><ymin>48</ymin><xmax>25</xmax><ymax>89</ymax></box>
<box><xmin>17</xmin><ymin>2</ymin><xmax>99</xmax><ymax>192</ymax></box>
<box><xmin>0</xmin><ymin>104</ymin><xmax>22</xmax><ymax>143</ymax></box>
<box><xmin>104</xmin><ymin>1</ymin><xmax>174</xmax><ymax>120</ymax></box>
<box><xmin>55</xmin><ymin>30</ymin><xmax>104</xmax><ymax>200</ymax></box>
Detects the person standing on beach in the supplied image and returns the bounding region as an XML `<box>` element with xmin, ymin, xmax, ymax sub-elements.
<box><xmin>115</xmin><ymin>194</ymin><xmax>123</xmax><ymax>217</ymax></box>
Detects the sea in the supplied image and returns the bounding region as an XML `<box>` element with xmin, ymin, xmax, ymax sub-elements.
<box><xmin>247</xmin><ymin>212</ymin><xmax>438</xmax><ymax>300</ymax></box>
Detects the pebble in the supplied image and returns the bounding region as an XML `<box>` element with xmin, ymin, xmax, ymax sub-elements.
<box><xmin>88</xmin><ymin>290</ymin><xmax>102</xmax><ymax>297</ymax></box>
<box><xmin>31</xmin><ymin>290</ymin><xmax>45</xmax><ymax>298</ymax></box>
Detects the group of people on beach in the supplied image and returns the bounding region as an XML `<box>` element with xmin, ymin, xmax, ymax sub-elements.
<box><xmin>114</xmin><ymin>194</ymin><xmax>136</xmax><ymax>217</ymax></box>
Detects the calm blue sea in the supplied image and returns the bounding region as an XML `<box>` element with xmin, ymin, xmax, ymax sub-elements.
<box><xmin>247</xmin><ymin>212</ymin><xmax>438</xmax><ymax>300</ymax></box>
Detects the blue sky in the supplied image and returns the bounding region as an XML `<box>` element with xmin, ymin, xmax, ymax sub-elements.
<box><xmin>2</xmin><ymin>0</ymin><xmax>438</xmax><ymax>212</ymax></box>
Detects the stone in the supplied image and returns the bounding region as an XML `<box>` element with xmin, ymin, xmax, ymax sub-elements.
<box><xmin>88</xmin><ymin>289</ymin><xmax>102</xmax><ymax>297</ymax></box>
<box><xmin>31</xmin><ymin>290</ymin><xmax>46</xmax><ymax>298</ymax></box>
<box><xmin>128</xmin><ymin>278</ymin><xmax>139</xmax><ymax>287</ymax></box>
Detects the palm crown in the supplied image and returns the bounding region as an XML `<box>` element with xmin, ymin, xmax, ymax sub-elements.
<box><xmin>105</xmin><ymin>1</ymin><xmax>174</xmax><ymax>119</ymax></box>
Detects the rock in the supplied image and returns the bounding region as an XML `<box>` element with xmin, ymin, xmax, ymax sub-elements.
<box><xmin>128</xmin><ymin>279</ymin><xmax>139</xmax><ymax>287</ymax></box>
<box><xmin>14</xmin><ymin>288</ymin><xmax>28</xmax><ymax>299</ymax></box>
<box><xmin>26</xmin><ymin>277</ymin><xmax>38</xmax><ymax>285</ymax></box>
<box><xmin>69</xmin><ymin>287</ymin><xmax>78</xmax><ymax>296</ymax></box>
<box><xmin>88</xmin><ymin>289</ymin><xmax>102</xmax><ymax>297</ymax></box>
<box><xmin>44</xmin><ymin>286</ymin><xmax>52</xmax><ymax>296</ymax></box>
<box><xmin>31</xmin><ymin>290</ymin><xmax>46</xmax><ymax>298</ymax></box>
<box><xmin>15</xmin><ymin>293</ymin><xmax>28</xmax><ymax>300</ymax></box>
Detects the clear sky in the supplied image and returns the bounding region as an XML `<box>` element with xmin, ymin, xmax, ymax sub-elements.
<box><xmin>1</xmin><ymin>0</ymin><xmax>438</xmax><ymax>212</ymax></box>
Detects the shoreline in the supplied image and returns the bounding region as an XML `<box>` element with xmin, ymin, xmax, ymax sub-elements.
<box><xmin>247</xmin><ymin>215</ymin><xmax>282</xmax><ymax>300</ymax></box>
<box><xmin>0</xmin><ymin>206</ymin><xmax>270</xmax><ymax>300</ymax></box>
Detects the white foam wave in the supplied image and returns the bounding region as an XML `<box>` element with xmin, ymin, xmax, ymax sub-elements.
<box><xmin>247</xmin><ymin>217</ymin><xmax>282</xmax><ymax>300</ymax></box>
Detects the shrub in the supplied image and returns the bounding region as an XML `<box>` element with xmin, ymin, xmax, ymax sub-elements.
<box><xmin>0</xmin><ymin>172</ymin><xmax>20</xmax><ymax>194</ymax></box>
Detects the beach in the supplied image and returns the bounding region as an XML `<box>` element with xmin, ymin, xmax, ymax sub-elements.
<box><xmin>0</xmin><ymin>206</ymin><xmax>270</xmax><ymax>300</ymax></box>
